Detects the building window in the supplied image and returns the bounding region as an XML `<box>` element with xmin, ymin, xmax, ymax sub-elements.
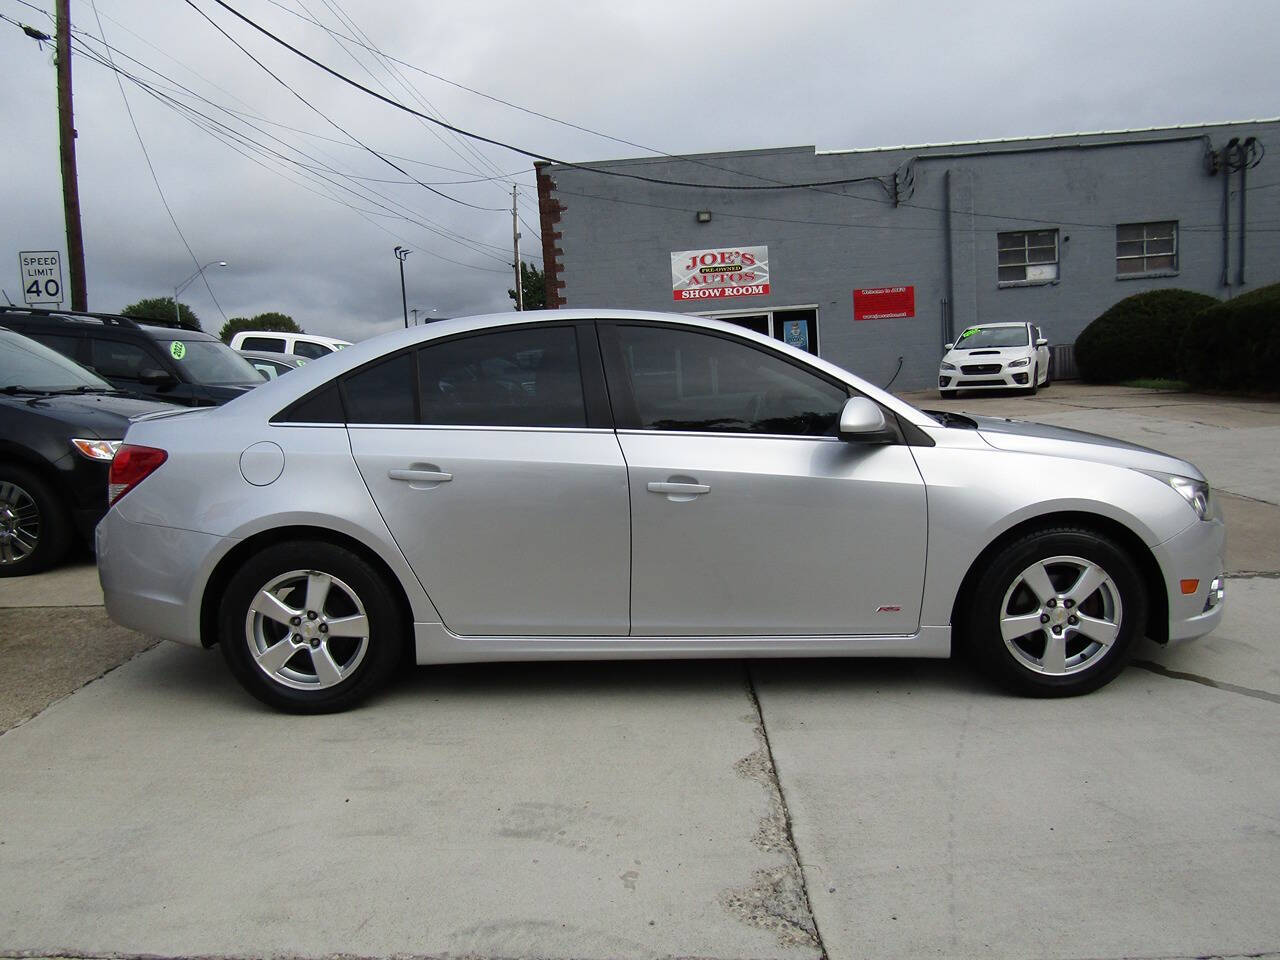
<box><xmin>997</xmin><ymin>230</ymin><xmax>1059</xmax><ymax>286</ymax></box>
<box><xmin>1116</xmin><ymin>221</ymin><xmax>1177</xmax><ymax>277</ymax></box>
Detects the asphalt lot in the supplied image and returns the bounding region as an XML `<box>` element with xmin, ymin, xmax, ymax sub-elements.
<box><xmin>1</xmin><ymin>382</ymin><xmax>1277</xmax><ymax>960</ymax></box>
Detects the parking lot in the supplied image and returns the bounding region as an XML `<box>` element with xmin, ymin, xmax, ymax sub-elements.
<box><xmin>1</xmin><ymin>382</ymin><xmax>1277</xmax><ymax>960</ymax></box>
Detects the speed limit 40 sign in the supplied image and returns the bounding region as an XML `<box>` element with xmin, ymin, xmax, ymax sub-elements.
<box><xmin>19</xmin><ymin>250</ymin><xmax>64</xmax><ymax>306</ymax></box>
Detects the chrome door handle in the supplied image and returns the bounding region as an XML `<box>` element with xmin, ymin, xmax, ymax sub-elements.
<box><xmin>647</xmin><ymin>481</ymin><xmax>710</xmax><ymax>495</ymax></box>
<box><xmin>389</xmin><ymin>468</ymin><xmax>453</xmax><ymax>484</ymax></box>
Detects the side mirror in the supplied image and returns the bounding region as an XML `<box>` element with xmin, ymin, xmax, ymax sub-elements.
<box><xmin>943</xmin><ymin>342</ymin><xmax>954</xmax><ymax>351</ymax></box>
<box><xmin>139</xmin><ymin>369</ymin><xmax>176</xmax><ymax>388</ymax></box>
<box><xmin>1035</xmin><ymin>338</ymin><xmax>1049</xmax><ymax>347</ymax></box>
<box><xmin>839</xmin><ymin>397</ymin><xmax>895</xmax><ymax>443</ymax></box>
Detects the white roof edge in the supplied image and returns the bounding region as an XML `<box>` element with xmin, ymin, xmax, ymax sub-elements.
<box><xmin>818</xmin><ymin>118</ymin><xmax>1280</xmax><ymax>156</ymax></box>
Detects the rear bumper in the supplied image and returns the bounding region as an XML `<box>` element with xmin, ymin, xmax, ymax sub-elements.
<box><xmin>1152</xmin><ymin>516</ymin><xmax>1227</xmax><ymax>643</ymax></box>
<box><xmin>96</xmin><ymin>509</ymin><xmax>233</xmax><ymax>647</ymax></box>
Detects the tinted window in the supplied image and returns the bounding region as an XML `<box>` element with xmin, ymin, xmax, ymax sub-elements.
<box><xmin>418</xmin><ymin>327</ymin><xmax>586</xmax><ymax>427</ymax></box>
<box><xmin>343</xmin><ymin>351</ymin><xmax>417</xmax><ymax>424</ymax></box>
<box><xmin>0</xmin><ymin>329</ymin><xmax>111</xmax><ymax>390</ymax></box>
<box><xmin>614</xmin><ymin>325</ymin><xmax>847</xmax><ymax>436</ymax></box>
<box><xmin>88</xmin><ymin>338</ymin><xmax>158</xmax><ymax>380</ymax></box>
<box><xmin>293</xmin><ymin>341</ymin><xmax>330</xmax><ymax>359</ymax></box>
<box><xmin>276</xmin><ymin>383</ymin><xmax>345</xmax><ymax>424</ymax></box>
<box><xmin>241</xmin><ymin>337</ymin><xmax>284</xmax><ymax>353</ymax></box>
<box><xmin>27</xmin><ymin>332</ymin><xmax>81</xmax><ymax>360</ymax></box>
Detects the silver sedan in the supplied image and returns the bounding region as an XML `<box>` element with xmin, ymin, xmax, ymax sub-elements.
<box><xmin>96</xmin><ymin>310</ymin><xmax>1225</xmax><ymax>712</ymax></box>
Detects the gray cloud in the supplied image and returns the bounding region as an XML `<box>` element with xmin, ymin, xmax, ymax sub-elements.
<box><xmin>2</xmin><ymin>0</ymin><xmax>1277</xmax><ymax>342</ymax></box>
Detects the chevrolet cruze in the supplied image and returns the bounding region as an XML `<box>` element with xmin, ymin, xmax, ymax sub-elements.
<box><xmin>97</xmin><ymin>311</ymin><xmax>1225</xmax><ymax>712</ymax></box>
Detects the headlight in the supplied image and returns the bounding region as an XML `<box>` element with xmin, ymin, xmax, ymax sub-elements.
<box><xmin>71</xmin><ymin>438</ymin><xmax>123</xmax><ymax>462</ymax></box>
<box><xmin>940</xmin><ymin>361</ymin><xmax>956</xmax><ymax>371</ymax></box>
<box><xmin>1142</xmin><ymin>471</ymin><xmax>1212</xmax><ymax>520</ymax></box>
<box><xmin>1007</xmin><ymin>357</ymin><xmax>1030</xmax><ymax>368</ymax></box>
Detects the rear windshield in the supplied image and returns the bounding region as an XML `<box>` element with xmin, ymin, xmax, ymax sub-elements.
<box><xmin>167</xmin><ymin>339</ymin><xmax>263</xmax><ymax>385</ymax></box>
<box><xmin>954</xmin><ymin>326</ymin><xmax>1029</xmax><ymax>349</ymax></box>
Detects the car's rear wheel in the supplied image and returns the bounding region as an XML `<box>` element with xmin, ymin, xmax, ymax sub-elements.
<box><xmin>963</xmin><ymin>526</ymin><xmax>1146</xmax><ymax>696</ymax></box>
<box><xmin>219</xmin><ymin>541</ymin><xmax>405</xmax><ymax>712</ymax></box>
<box><xmin>0</xmin><ymin>466</ymin><xmax>71</xmax><ymax>578</ymax></box>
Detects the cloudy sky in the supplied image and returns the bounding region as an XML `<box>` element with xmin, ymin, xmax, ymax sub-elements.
<box><xmin>2</xmin><ymin>0</ymin><xmax>1277</xmax><ymax>341</ymax></box>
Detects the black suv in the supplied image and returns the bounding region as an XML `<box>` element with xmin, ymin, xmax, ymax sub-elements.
<box><xmin>0</xmin><ymin>327</ymin><xmax>182</xmax><ymax>576</ymax></box>
<box><xmin>0</xmin><ymin>306</ymin><xmax>265</xmax><ymax>406</ymax></box>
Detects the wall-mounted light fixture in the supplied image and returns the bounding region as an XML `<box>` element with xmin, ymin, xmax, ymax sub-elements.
<box><xmin>696</xmin><ymin>210</ymin><xmax>712</xmax><ymax>223</ymax></box>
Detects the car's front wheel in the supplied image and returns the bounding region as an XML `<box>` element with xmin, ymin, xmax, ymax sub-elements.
<box><xmin>219</xmin><ymin>541</ymin><xmax>406</xmax><ymax>712</ymax></box>
<box><xmin>0</xmin><ymin>466</ymin><xmax>71</xmax><ymax>578</ymax></box>
<box><xmin>963</xmin><ymin>526</ymin><xmax>1147</xmax><ymax>696</ymax></box>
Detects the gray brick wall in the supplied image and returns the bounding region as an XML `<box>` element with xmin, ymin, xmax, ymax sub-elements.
<box><xmin>538</xmin><ymin>121</ymin><xmax>1279</xmax><ymax>391</ymax></box>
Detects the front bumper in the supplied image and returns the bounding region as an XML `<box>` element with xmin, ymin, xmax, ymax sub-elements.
<box><xmin>96</xmin><ymin>508</ymin><xmax>234</xmax><ymax>647</ymax></box>
<box><xmin>939</xmin><ymin>366</ymin><xmax>1031</xmax><ymax>390</ymax></box>
<box><xmin>1152</xmin><ymin>516</ymin><xmax>1227</xmax><ymax>643</ymax></box>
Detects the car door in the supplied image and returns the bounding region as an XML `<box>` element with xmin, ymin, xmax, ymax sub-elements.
<box><xmin>347</xmin><ymin>322</ymin><xmax>630</xmax><ymax>637</ymax></box>
<box><xmin>600</xmin><ymin>321</ymin><xmax>928</xmax><ymax>637</ymax></box>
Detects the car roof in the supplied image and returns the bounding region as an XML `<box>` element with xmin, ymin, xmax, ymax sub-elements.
<box><xmin>138</xmin><ymin>324</ymin><xmax>219</xmax><ymax>341</ymax></box>
<box><xmin>218</xmin><ymin>308</ymin><xmax>936</xmax><ymax>429</ymax></box>
<box><xmin>239</xmin><ymin>349</ymin><xmax>305</xmax><ymax>364</ymax></box>
<box><xmin>965</xmin><ymin>322</ymin><xmax>1029</xmax><ymax>329</ymax></box>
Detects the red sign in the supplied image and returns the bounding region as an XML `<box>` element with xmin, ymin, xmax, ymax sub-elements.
<box><xmin>854</xmin><ymin>286</ymin><xmax>915</xmax><ymax>321</ymax></box>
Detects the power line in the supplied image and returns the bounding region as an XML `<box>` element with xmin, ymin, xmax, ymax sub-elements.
<box><xmin>193</xmin><ymin>0</ymin><xmax>896</xmax><ymax>194</ymax></box>
<box><xmin>183</xmin><ymin>0</ymin><xmax>508</xmax><ymax>213</ymax></box>
<box><xmin>66</xmin><ymin>32</ymin><xmax>522</xmax><ymax>269</ymax></box>
<box><xmin>86</xmin><ymin>0</ymin><xmax>228</xmax><ymax>323</ymax></box>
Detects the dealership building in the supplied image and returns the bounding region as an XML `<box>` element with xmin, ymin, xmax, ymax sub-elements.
<box><xmin>535</xmin><ymin>119</ymin><xmax>1278</xmax><ymax>391</ymax></box>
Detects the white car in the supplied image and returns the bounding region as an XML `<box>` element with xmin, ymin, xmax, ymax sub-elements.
<box><xmin>229</xmin><ymin>331</ymin><xmax>351</xmax><ymax>360</ymax></box>
<box><xmin>938</xmin><ymin>322</ymin><xmax>1051</xmax><ymax>397</ymax></box>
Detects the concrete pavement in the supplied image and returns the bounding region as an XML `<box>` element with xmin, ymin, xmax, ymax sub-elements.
<box><xmin>0</xmin><ymin>382</ymin><xmax>1277</xmax><ymax>960</ymax></box>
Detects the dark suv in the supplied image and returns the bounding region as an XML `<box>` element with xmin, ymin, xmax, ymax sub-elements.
<box><xmin>0</xmin><ymin>307</ymin><xmax>265</xmax><ymax>406</ymax></box>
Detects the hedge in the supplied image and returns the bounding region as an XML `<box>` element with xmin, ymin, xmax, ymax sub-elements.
<box><xmin>1074</xmin><ymin>289</ymin><xmax>1218</xmax><ymax>383</ymax></box>
<box><xmin>1178</xmin><ymin>281</ymin><xmax>1280</xmax><ymax>392</ymax></box>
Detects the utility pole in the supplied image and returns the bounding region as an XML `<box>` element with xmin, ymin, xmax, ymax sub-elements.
<box><xmin>411</xmin><ymin>308</ymin><xmax>418</xmax><ymax>326</ymax></box>
<box><xmin>56</xmin><ymin>0</ymin><xmax>87</xmax><ymax>310</ymax></box>
<box><xmin>394</xmin><ymin>245</ymin><xmax>410</xmax><ymax>328</ymax></box>
<box><xmin>511</xmin><ymin>185</ymin><xmax>523</xmax><ymax>311</ymax></box>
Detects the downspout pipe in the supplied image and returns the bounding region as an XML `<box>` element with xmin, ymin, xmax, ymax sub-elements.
<box><xmin>1221</xmin><ymin>138</ymin><xmax>1237</xmax><ymax>291</ymax></box>
<box><xmin>1238</xmin><ymin>138</ymin><xmax>1252</xmax><ymax>286</ymax></box>
<box><xmin>943</xmin><ymin>168</ymin><xmax>955</xmax><ymax>347</ymax></box>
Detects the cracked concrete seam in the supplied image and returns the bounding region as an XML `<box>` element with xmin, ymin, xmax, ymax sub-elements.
<box><xmin>717</xmin><ymin>665</ymin><xmax>826</xmax><ymax>956</ymax></box>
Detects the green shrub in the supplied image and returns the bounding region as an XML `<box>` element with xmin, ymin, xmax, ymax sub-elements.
<box><xmin>1178</xmin><ymin>281</ymin><xmax>1280</xmax><ymax>392</ymax></box>
<box><xmin>1074</xmin><ymin>289</ymin><xmax>1218</xmax><ymax>383</ymax></box>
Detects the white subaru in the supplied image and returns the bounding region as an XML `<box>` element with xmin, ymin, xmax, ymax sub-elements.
<box><xmin>938</xmin><ymin>321</ymin><xmax>1051</xmax><ymax>397</ymax></box>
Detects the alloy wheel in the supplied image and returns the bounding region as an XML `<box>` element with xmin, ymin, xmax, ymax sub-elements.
<box><xmin>0</xmin><ymin>481</ymin><xmax>40</xmax><ymax>566</ymax></box>
<box><xmin>998</xmin><ymin>554</ymin><xmax>1123</xmax><ymax>676</ymax></box>
<box><xmin>243</xmin><ymin>569</ymin><xmax>371</xmax><ymax>691</ymax></box>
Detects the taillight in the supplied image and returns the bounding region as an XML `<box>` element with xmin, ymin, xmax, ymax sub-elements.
<box><xmin>107</xmin><ymin>444</ymin><xmax>168</xmax><ymax>506</ymax></box>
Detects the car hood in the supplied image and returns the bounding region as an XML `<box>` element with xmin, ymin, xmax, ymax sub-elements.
<box><xmin>971</xmin><ymin>415</ymin><xmax>1204</xmax><ymax>480</ymax></box>
<box><xmin>0</xmin><ymin>392</ymin><xmax>180</xmax><ymax>438</ymax></box>
<box><xmin>943</xmin><ymin>345</ymin><xmax>1032</xmax><ymax>364</ymax></box>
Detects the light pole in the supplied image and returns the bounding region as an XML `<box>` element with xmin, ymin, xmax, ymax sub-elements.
<box><xmin>410</xmin><ymin>308</ymin><xmax>418</xmax><ymax>326</ymax></box>
<box><xmin>394</xmin><ymin>246</ymin><xmax>411</xmax><ymax>328</ymax></box>
<box><xmin>173</xmin><ymin>260</ymin><xmax>227</xmax><ymax>327</ymax></box>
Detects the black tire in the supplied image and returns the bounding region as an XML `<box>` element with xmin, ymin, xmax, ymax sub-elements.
<box><xmin>1042</xmin><ymin>358</ymin><xmax>1053</xmax><ymax>389</ymax></box>
<box><xmin>1027</xmin><ymin>364</ymin><xmax>1039</xmax><ymax>395</ymax></box>
<box><xmin>219</xmin><ymin>540</ymin><xmax>406</xmax><ymax>713</ymax></box>
<box><xmin>0</xmin><ymin>465</ymin><xmax>72</xmax><ymax>578</ymax></box>
<box><xmin>962</xmin><ymin>526</ymin><xmax>1147</xmax><ymax>697</ymax></box>
<box><xmin>940</xmin><ymin>389</ymin><xmax>957</xmax><ymax>399</ymax></box>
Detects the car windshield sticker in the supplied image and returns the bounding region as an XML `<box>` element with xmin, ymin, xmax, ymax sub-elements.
<box><xmin>170</xmin><ymin>341</ymin><xmax>186</xmax><ymax>360</ymax></box>
<box><xmin>958</xmin><ymin>328</ymin><xmax>978</xmax><ymax>340</ymax></box>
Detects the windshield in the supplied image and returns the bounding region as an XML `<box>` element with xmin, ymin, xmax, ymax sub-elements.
<box><xmin>167</xmin><ymin>339</ymin><xmax>264</xmax><ymax>385</ymax></box>
<box><xmin>953</xmin><ymin>326</ymin><xmax>1029</xmax><ymax>349</ymax></box>
<box><xmin>0</xmin><ymin>329</ymin><xmax>113</xmax><ymax>391</ymax></box>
